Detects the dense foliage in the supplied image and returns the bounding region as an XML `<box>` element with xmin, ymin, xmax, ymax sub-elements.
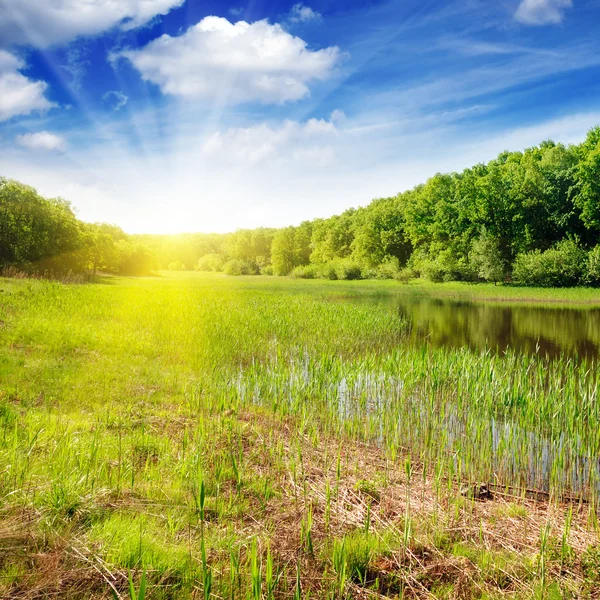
<box><xmin>3</xmin><ymin>126</ymin><xmax>600</xmax><ymax>286</ymax></box>
<box><xmin>0</xmin><ymin>177</ymin><xmax>157</xmax><ymax>276</ymax></box>
<box><xmin>139</xmin><ymin>127</ymin><xmax>600</xmax><ymax>287</ymax></box>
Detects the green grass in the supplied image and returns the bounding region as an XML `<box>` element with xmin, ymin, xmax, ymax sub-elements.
<box><xmin>159</xmin><ymin>270</ymin><xmax>600</xmax><ymax>307</ymax></box>
<box><xmin>0</xmin><ymin>272</ymin><xmax>599</xmax><ymax>599</ymax></box>
<box><xmin>389</xmin><ymin>278</ymin><xmax>600</xmax><ymax>307</ymax></box>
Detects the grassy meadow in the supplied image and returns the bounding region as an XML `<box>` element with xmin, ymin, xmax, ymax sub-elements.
<box><xmin>1</xmin><ymin>272</ymin><xmax>600</xmax><ymax>599</ymax></box>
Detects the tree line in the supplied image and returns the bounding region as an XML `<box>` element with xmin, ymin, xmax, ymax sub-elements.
<box><xmin>2</xmin><ymin>126</ymin><xmax>600</xmax><ymax>286</ymax></box>
<box><xmin>0</xmin><ymin>177</ymin><xmax>156</xmax><ymax>277</ymax></box>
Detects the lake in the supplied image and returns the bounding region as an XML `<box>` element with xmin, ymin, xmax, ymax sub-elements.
<box><xmin>366</xmin><ymin>294</ymin><xmax>600</xmax><ymax>360</ymax></box>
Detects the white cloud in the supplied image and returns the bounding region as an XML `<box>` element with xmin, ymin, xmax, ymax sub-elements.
<box><xmin>0</xmin><ymin>51</ymin><xmax>53</xmax><ymax>122</ymax></box>
<box><xmin>514</xmin><ymin>0</ymin><xmax>573</xmax><ymax>25</ymax></box>
<box><xmin>201</xmin><ymin>115</ymin><xmax>338</xmax><ymax>165</ymax></box>
<box><xmin>3</xmin><ymin>110</ymin><xmax>599</xmax><ymax>235</ymax></box>
<box><xmin>103</xmin><ymin>90</ymin><xmax>129</xmax><ymax>111</ymax></box>
<box><xmin>16</xmin><ymin>131</ymin><xmax>67</xmax><ymax>152</ymax></box>
<box><xmin>117</xmin><ymin>16</ymin><xmax>343</xmax><ymax>104</ymax></box>
<box><xmin>0</xmin><ymin>0</ymin><xmax>184</xmax><ymax>48</ymax></box>
<box><xmin>289</xmin><ymin>4</ymin><xmax>322</xmax><ymax>23</ymax></box>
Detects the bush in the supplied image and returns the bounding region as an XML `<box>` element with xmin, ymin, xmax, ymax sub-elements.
<box><xmin>469</xmin><ymin>228</ymin><xmax>505</xmax><ymax>284</ymax></box>
<box><xmin>333</xmin><ymin>259</ymin><xmax>363</xmax><ymax>280</ymax></box>
<box><xmin>291</xmin><ymin>260</ymin><xmax>365</xmax><ymax>280</ymax></box>
<box><xmin>168</xmin><ymin>260</ymin><xmax>186</xmax><ymax>271</ymax></box>
<box><xmin>419</xmin><ymin>259</ymin><xmax>445</xmax><ymax>282</ymax></box>
<box><xmin>395</xmin><ymin>267</ymin><xmax>416</xmax><ymax>283</ymax></box>
<box><xmin>512</xmin><ymin>239</ymin><xmax>586</xmax><ymax>287</ymax></box>
<box><xmin>322</xmin><ymin>263</ymin><xmax>338</xmax><ymax>280</ymax></box>
<box><xmin>223</xmin><ymin>259</ymin><xmax>257</xmax><ymax>276</ymax></box>
<box><xmin>586</xmin><ymin>245</ymin><xmax>600</xmax><ymax>286</ymax></box>
<box><xmin>409</xmin><ymin>248</ymin><xmax>472</xmax><ymax>283</ymax></box>
<box><xmin>374</xmin><ymin>257</ymin><xmax>400</xmax><ymax>280</ymax></box>
<box><xmin>260</xmin><ymin>264</ymin><xmax>274</xmax><ymax>276</ymax></box>
<box><xmin>196</xmin><ymin>253</ymin><xmax>224</xmax><ymax>272</ymax></box>
<box><xmin>291</xmin><ymin>264</ymin><xmax>320</xmax><ymax>279</ymax></box>
<box><xmin>118</xmin><ymin>242</ymin><xmax>157</xmax><ymax>276</ymax></box>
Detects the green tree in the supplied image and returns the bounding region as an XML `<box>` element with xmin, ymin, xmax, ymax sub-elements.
<box><xmin>117</xmin><ymin>241</ymin><xmax>157</xmax><ymax>276</ymax></box>
<box><xmin>0</xmin><ymin>178</ymin><xmax>83</xmax><ymax>271</ymax></box>
<box><xmin>310</xmin><ymin>210</ymin><xmax>356</xmax><ymax>263</ymax></box>
<box><xmin>352</xmin><ymin>196</ymin><xmax>411</xmax><ymax>268</ymax></box>
<box><xmin>574</xmin><ymin>144</ymin><xmax>600</xmax><ymax>232</ymax></box>
<box><xmin>469</xmin><ymin>228</ymin><xmax>505</xmax><ymax>284</ymax></box>
<box><xmin>271</xmin><ymin>227</ymin><xmax>297</xmax><ymax>276</ymax></box>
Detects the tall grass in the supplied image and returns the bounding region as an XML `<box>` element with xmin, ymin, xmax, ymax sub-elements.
<box><xmin>0</xmin><ymin>272</ymin><xmax>598</xmax><ymax>598</ymax></box>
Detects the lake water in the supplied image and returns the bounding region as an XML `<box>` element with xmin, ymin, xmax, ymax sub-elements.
<box><xmin>373</xmin><ymin>295</ymin><xmax>600</xmax><ymax>360</ymax></box>
<box><xmin>291</xmin><ymin>291</ymin><xmax>599</xmax><ymax>500</ymax></box>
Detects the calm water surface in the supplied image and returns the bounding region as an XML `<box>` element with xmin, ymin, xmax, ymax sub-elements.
<box><xmin>365</xmin><ymin>295</ymin><xmax>600</xmax><ymax>360</ymax></box>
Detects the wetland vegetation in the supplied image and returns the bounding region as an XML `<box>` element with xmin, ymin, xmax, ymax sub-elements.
<box><xmin>3</xmin><ymin>127</ymin><xmax>600</xmax><ymax>598</ymax></box>
<box><xmin>1</xmin><ymin>272</ymin><xmax>600</xmax><ymax>599</ymax></box>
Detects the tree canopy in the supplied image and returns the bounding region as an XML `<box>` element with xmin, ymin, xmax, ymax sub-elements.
<box><xmin>3</xmin><ymin>126</ymin><xmax>600</xmax><ymax>286</ymax></box>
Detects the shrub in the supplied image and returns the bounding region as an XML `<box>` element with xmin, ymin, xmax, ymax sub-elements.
<box><xmin>290</xmin><ymin>260</ymin><xmax>367</xmax><ymax>280</ymax></box>
<box><xmin>469</xmin><ymin>228</ymin><xmax>506</xmax><ymax>284</ymax></box>
<box><xmin>419</xmin><ymin>259</ymin><xmax>445</xmax><ymax>282</ymax></box>
<box><xmin>322</xmin><ymin>263</ymin><xmax>338</xmax><ymax>280</ymax></box>
<box><xmin>260</xmin><ymin>264</ymin><xmax>274</xmax><ymax>276</ymax></box>
<box><xmin>223</xmin><ymin>259</ymin><xmax>257</xmax><ymax>276</ymax></box>
<box><xmin>374</xmin><ymin>257</ymin><xmax>400</xmax><ymax>280</ymax></box>
<box><xmin>359</xmin><ymin>266</ymin><xmax>378</xmax><ymax>279</ymax></box>
<box><xmin>409</xmin><ymin>248</ymin><xmax>472</xmax><ymax>282</ymax></box>
<box><xmin>586</xmin><ymin>245</ymin><xmax>600</xmax><ymax>286</ymax></box>
<box><xmin>395</xmin><ymin>267</ymin><xmax>416</xmax><ymax>283</ymax></box>
<box><xmin>168</xmin><ymin>260</ymin><xmax>186</xmax><ymax>271</ymax></box>
<box><xmin>196</xmin><ymin>253</ymin><xmax>224</xmax><ymax>272</ymax></box>
<box><xmin>291</xmin><ymin>264</ymin><xmax>320</xmax><ymax>279</ymax></box>
<box><xmin>333</xmin><ymin>259</ymin><xmax>363</xmax><ymax>280</ymax></box>
<box><xmin>118</xmin><ymin>242</ymin><xmax>157</xmax><ymax>276</ymax></box>
<box><xmin>512</xmin><ymin>239</ymin><xmax>586</xmax><ymax>287</ymax></box>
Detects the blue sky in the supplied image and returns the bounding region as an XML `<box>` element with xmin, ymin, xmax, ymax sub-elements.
<box><xmin>1</xmin><ymin>0</ymin><xmax>599</xmax><ymax>233</ymax></box>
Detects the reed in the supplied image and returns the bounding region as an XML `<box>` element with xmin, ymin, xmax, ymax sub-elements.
<box><xmin>0</xmin><ymin>272</ymin><xmax>598</xmax><ymax>598</ymax></box>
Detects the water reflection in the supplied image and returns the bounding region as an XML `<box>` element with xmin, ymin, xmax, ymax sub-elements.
<box><xmin>371</xmin><ymin>296</ymin><xmax>600</xmax><ymax>360</ymax></box>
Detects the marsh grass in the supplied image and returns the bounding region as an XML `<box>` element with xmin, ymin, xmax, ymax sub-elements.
<box><xmin>0</xmin><ymin>272</ymin><xmax>599</xmax><ymax>598</ymax></box>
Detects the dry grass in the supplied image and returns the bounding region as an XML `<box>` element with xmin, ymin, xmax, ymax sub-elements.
<box><xmin>4</xmin><ymin>406</ymin><xmax>597</xmax><ymax>599</ymax></box>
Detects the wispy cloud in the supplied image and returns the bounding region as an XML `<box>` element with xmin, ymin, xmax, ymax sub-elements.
<box><xmin>437</xmin><ymin>38</ymin><xmax>562</xmax><ymax>57</ymax></box>
<box><xmin>515</xmin><ymin>0</ymin><xmax>573</xmax><ymax>25</ymax></box>
<box><xmin>62</xmin><ymin>45</ymin><xmax>91</xmax><ymax>91</ymax></box>
<box><xmin>102</xmin><ymin>91</ymin><xmax>129</xmax><ymax>112</ymax></box>
<box><xmin>16</xmin><ymin>131</ymin><xmax>66</xmax><ymax>151</ymax></box>
<box><xmin>202</xmin><ymin>113</ymin><xmax>339</xmax><ymax>166</ymax></box>
<box><xmin>288</xmin><ymin>4</ymin><xmax>322</xmax><ymax>24</ymax></box>
<box><xmin>360</xmin><ymin>41</ymin><xmax>600</xmax><ymax>122</ymax></box>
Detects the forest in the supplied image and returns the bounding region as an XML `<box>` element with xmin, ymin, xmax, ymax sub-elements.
<box><xmin>2</xmin><ymin>126</ymin><xmax>600</xmax><ymax>287</ymax></box>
